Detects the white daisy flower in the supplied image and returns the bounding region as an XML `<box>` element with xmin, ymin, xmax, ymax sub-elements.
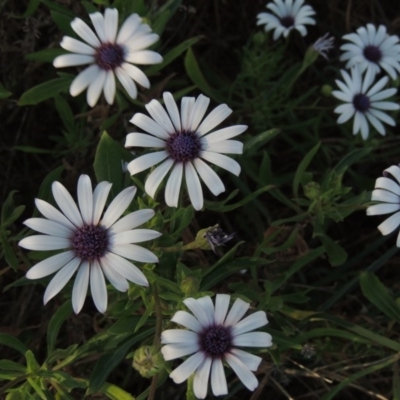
<box><xmin>340</xmin><ymin>24</ymin><xmax>400</xmax><ymax>80</ymax></box>
<box><xmin>367</xmin><ymin>165</ymin><xmax>400</xmax><ymax>246</ymax></box>
<box><xmin>312</xmin><ymin>33</ymin><xmax>335</xmax><ymax>60</ymax></box>
<box><xmin>53</xmin><ymin>8</ymin><xmax>163</xmax><ymax>107</ymax></box>
<box><xmin>125</xmin><ymin>92</ymin><xmax>247</xmax><ymax>211</ymax></box>
<box><xmin>161</xmin><ymin>295</ymin><xmax>273</xmax><ymax>399</ymax></box>
<box><xmin>19</xmin><ymin>175</ymin><xmax>161</xmax><ymax>314</ymax></box>
<box><xmin>256</xmin><ymin>0</ymin><xmax>316</xmax><ymax>41</ymax></box>
<box><xmin>332</xmin><ymin>66</ymin><xmax>399</xmax><ymax>140</ymax></box>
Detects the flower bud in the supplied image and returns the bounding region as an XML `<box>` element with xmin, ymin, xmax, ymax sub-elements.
<box><xmin>304</xmin><ymin>181</ymin><xmax>321</xmax><ymax>200</ymax></box>
<box><xmin>132</xmin><ymin>346</ymin><xmax>163</xmax><ymax>378</ymax></box>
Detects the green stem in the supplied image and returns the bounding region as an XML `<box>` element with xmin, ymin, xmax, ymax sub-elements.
<box><xmin>153</xmin><ymin>241</ymin><xmax>199</xmax><ymax>252</ymax></box>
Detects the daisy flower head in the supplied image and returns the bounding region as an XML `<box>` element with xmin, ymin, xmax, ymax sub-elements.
<box><xmin>367</xmin><ymin>165</ymin><xmax>400</xmax><ymax>246</ymax></box>
<box><xmin>53</xmin><ymin>8</ymin><xmax>163</xmax><ymax>107</ymax></box>
<box><xmin>340</xmin><ymin>24</ymin><xmax>400</xmax><ymax>80</ymax></box>
<box><xmin>312</xmin><ymin>33</ymin><xmax>335</xmax><ymax>60</ymax></box>
<box><xmin>332</xmin><ymin>66</ymin><xmax>399</xmax><ymax>140</ymax></box>
<box><xmin>125</xmin><ymin>92</ymin><xmax>247</xmax><ymax>211</ymax></box>
<box><xmin>19</xmin><ymin>175</ymin><xmax>161</xmax><ymax>314</ymax></box>
<box><xmin>256</xmin><ymin>0</ymin><xmax>316</xmax><ymax>41</ymax></box>
<box><xmin>161</xmin><ymin>295</ymin><xmax>273</xmax><ymax>399</ymax></box>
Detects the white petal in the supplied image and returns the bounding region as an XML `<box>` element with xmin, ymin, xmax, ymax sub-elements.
<box><xmin>161</xmin><ymin>343</ymin><xmax>199</xmax><ymax>360</ymax></box>
<box><xmin>210</xmin><ymin>358</ymin><xmax>228</xmax><ymax>396</ymax></box>
<box><xmin>115</xmin><ymin>68</ymin><xmax>137</xmax><ymax>99</ymax></box>
<box><xmin>53</xmin><ymin>54</ymin><xmax>94</xmax><ymax>68</ymax></box>
<box><xmin>230</xmin><ymin>348</ymin><xmax>262</xmax><ymax>372</ymax></box>
<box><xmin>52</xmin><ymin>181</ymin><xmax>84</xmax><ymax>227</ymax></box>
<box><xmin>185</xmin><ymin>296</ymin><xmax>214</xmax><ymax>327</ymax></box>
<box><xmin>71</xmin><ymin>17</ymin><xmax>100</xmax><ymax>48</ymax></box>
<box><xmin>127</xmin><ymin>151</ymin><xmax>169</xmax><ymax>175</ymax></box>
<box><xmin>384</xmin><ymin>166</ymin><xmax>400</xmax><ymax>185</ymax></box>
<box><xmin>181</xmin><ymin>97</ymin><xmax>195</xmax><ymax>131</ymax></box>
<box><xmin>90</xmin><ymin>260</ymin><xmax>107</xmax><ymax>313</ymax></box>
<box><xmin>87</xmin><ymin>69</ymin><xmax>106</xmax><ymax>107</ymax></box>
<box><xmin>205</xmin><ymin>140</ymin><xmax>243</xmax><ymax>154</ymax></box>
<box><xmin>193</xmin><ymin>357</ymin><xmax>212</xmax><ymax>400</ymax></box>
<box><xmin>165</xmin><ymin>163</ymin><xmax>183</xmax><ymax>207</ymax></box>
<box><xmin>121</xmin><ymin>63</ymin><xmax>150</xmax><ymax>88</ymax></box>
<box><xmin>23</xmin><ymin>218</ymin><xmax>73</xmax><ymax>238</ymax></box>
<box><xmin>125</xmin><ymin>33</ymin><xmax>159</xmax><ymax>52</ymax></box>
<box><xmin>60</xmin><ymin>36</ymin><xmax>95</xmax><ymax>55</ymax></box>
<box><xmin>189</xmin><ymin>94</ymin><xmax>210</xmax><ymax>132</ymax></box>
<box><xmin>70</xmin><ymin>64</ymin><xmax>100</xmax><ymax>97</ymax></box>
<box><xmin>231</xmin><ymin>311</ymin><xmax>269</xmax><ymax>336</ymax></box>
<box><xmin>34</xmin><ymin>199</ymin><xmax>76</xmax><ymax>231</ymax></box>
<box><xmin>43</xmin><ymin>257</ymin><xmax>81</xmax><ymax>304</ymax></box>
<box><xmin>26</xmin><ymin>251</ymin><xmax>75</xmax><ymax>279</ymax></box>
<box><xmin>145</xmin><ymin>99</ymin><xmax>175</xmax><ymax>133</ymax></box>
<box><xmin>203</xmin><ymin>125</ymin><xmax>247</xmax><ymax>143</ymax></box>
<box><xmin>169</xmin><ymin>352</ymin><xmax>205</xmax><ymax>384</ymax></box>
<box><xmin>161</xmin><ymin>329</ymin><xmax>199</xmax><ymax>344</ymax></box>
<box><xmin>92</xmin><ymin>182</ymin><xmax>112</xmax><ymax>225</ymax></box>
<box><xmin>72</xmin><ymin>261</ymin><xmax>90</xmax><ymax>314</ymax></box>
<box><xmin>171</xmin><ymin>310</ymin><xmax>203</xmax><ymax>332</ymax></box>
<box><xmin>377</xmin><ymin>211</ymin><xmax>400</xmax><ymax>235</ymax></box>
<box><xmin>116</xmin><ymin>14</ymin><xmax>142</xmax><ymax>44</ymax></box>
<box><xmin>103</xmin><ymin>71</ymin><xmax>116</xmax><ymax>105</ymax></box>
<box><xmin>185</xmin><ymin>162</ymin><xmax>203</xmax><ymax>211</ymax></box>
<box><xmin>77</xmin><ymin>175</ymin><xmax>93</xmax><ymax>225</ymax></box>
<box><xmin>104</xmin><ymin>8</ymin><xmax>118</xmax><ymax>42</ymax></box>
<box><xmin>224</xmin><ymin>353</ymin><xmax>259</xmax><ymax>391</ymax></box>
<box><xmin>233</xmin><ymin>332</ymin><xmax>273</xmax><ymax>347</ymax></box>
<box><xmin>113</xmin><ymin>229</ymin><xmax>161</xmax><ymax>244</ymax></box>
<box><xmin>193</xmin><ymin>158</ymin><xmax>225</xmax><ymax>196</ymax></box>
<box><xmin>111</xmin><ymin>209</ymin><xmax>155</xmax><ymax>233</ymax></box>
<box><xmin>125</xmin><ymin>50</ymin><xmax>162</xmax><ymax>65</ymax></box>
<box><xmin>200</xmin><ymin>151</ymin><xmax>241</xmax><ymax>176</ymax></box>
<box><xmin>99</xmin><ymin>258</ymin><xmax>129</xmax><ymax>292</ymax></box>
<box><xmin>163</xmin><ymin>92</ymin><xmax>181</xmax><ymax>132</ymax></box>
<box><xmin>130</xmin><ymin>113</ymin><xmax>170</xmax><ymax>139</ymax></box>
<box><xmin>111</xmin><ymin>243</ymin><xmax>158</xmax><ymax>263</ymax></box>
<box><xmin>224</xmin><ymin>298</ymin><xmax>249</xmax><ymax>326</ymax></box>
<box><xmin>375</xmin><ymin>177</ymin><xmax>400</xmax><ymax>195</ymax></box>
<box><xmin>103</xmin><ymin>252</ymin><xmax>148</xmax><ymax>286</ymax></box>
<box><xmin>19</xmin><ymin>235</ymin><xmax>70</xmax><ymax>251</ymax></box>
<box><xmin>101</xmin><ymin>186</ymin><xmax>136</xmax><ymax>229</ymax></box>
<box><xmin>125</xmin><ymin>132</ymin><xmax>165</xmax><ymax>148</ymax></box>
<box><xmin>89</xmin><ymin>11</ymin><xmax>107</xmax><ymax>42</ymax></box>
<box><xmin>145</xmin><ymin>158</ymin><xmax>174</xmax><ymax>199</ymax></box>
<box><xmin>214</xmin><ymin>294</ymin><xmax>230</xmax><ymax>325</ymax></box>
<box><xmin>367</xmin><ymin>203</ymin><xmax>400</xmax><ymax>216</ymax></box>
<box><xmin>196</xmin><ymin>104</ymin><xmax>232</xmax><ymax>136</ymax></box>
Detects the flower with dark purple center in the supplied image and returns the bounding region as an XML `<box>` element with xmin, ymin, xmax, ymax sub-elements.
<box><xmin>166</xmin><ymin>131</ymin><xmax>202</xmax><ymax>162</ymax></box>
<box><xmin>353</xmin><ymin>93</ymin><xmax>371</xmax><ymax>112</ymax></box>
<box><xmin>72</xmin><ymin>225</ymin><xmax>109</xmax><ymax>261</ymax></box>
<box><xmin>280</xmin><ymin>16</ymin><xmax>295</xmax><ymax>28</ymax></box>
<box><xmin>200</xmin><ymin>326</ymin><xmax>232</xmax><ymax>357</ymax></box>
<box><xmin>95</xmin><ymin>43</ymin><xmax>125</xmax><ymax>71</ymax></box>
<box><xmin>363</xmin><ymin>45</ymin><xmax>382</xmax><ymax>63</ymax></box>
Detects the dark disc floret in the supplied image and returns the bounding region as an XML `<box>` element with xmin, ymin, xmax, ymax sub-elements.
<box><xmin>363</xmin><ymin>45</ymin><xmax>382</xmax><ymax>63</ymax></box>
<box><xmin>353</xmin><ymin>93</ymin><xmax>371</xmax><ymax>112</ymax></box>
<box><xmin>165</xmin><ymin>131</ymin><xmax>202</xmax><ymax>163</ymax></box>
<box><xmin>72</xmin><ymin>225</ymin><xmax>109</xmax><ymax>261</ymax></box>
<box><xmin>199</xmin><ymin>325</ymin><xmax>232</xmax><ymax>357</ymax></box>
<box><xmin>280</xmin><ymin>15</ymin><xmax>295</xmax><ymax>28</ymax></box>
<box><xmin>95</xmin><ymin>42</ymin><xmax>125</xmax><ymax>71</ymax></box>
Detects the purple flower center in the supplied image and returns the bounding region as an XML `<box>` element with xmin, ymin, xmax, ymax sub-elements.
<box><xmin>166</xmin><ymin>131</ymin><xmax>202</xmax><ymax>162</ymax></box>
<box><xmin>280</xmin><ymin>16</ymin><xmax>295</xmax><ymax>28</ymax></box>
<box><xmin>72</xmin><ymin>225</ymin><xmax>109</xmax><ymax>261</ymax></box>
<box><xmin>363</xmin><ymin>45</ymin><xmax>382</xmax><ymax>63</ymax></box>
<box><xmin>95</xmin><ymin>43</ymin><xmax>125</xmax><ymax>71</ymax></box>
<box><xmin>200</xmin><ymin>326</ymin><xmax>232</xmax><ymax>357</ymax></box>
<box><xmin>353</xmin><ymin>93</ymin><xmax>371</xmax><ymax>112</ymax></box>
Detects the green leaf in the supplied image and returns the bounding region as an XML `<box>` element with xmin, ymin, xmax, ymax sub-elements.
<box><xmin>244</xmin><ymin>129</ymin><xmax>280</xmax><ymax>153</ymax></box>
<box><xmin>332</xmin><ymin>147</ymin><xmax>373</xmax><ymax>175</ymax></box>
<box><xmin>93</xmin><ymin>131</ymin><xmax>124</xmax><ymax>199</ymax></box>
<box><xmin>0</xmin><ymin>334</ymin><xmax>28</xmax><ymax>355</ymax></box>
<box><xmin>25</xmin><ymin>351</ymin><xmax>39</xmax><ymax>373</ymax></box>
<box><xmin>0</xmin><ymin>83</ymin><xmax>12</xmax><ymax>99</ymax></box>
<box><xmin>1</xmin><ymin>235</ymin><xmax>19</xmax><ymax>271</ymax></box>
<box><xmin>17</xmin><ymin>0</ymin><xmax>41</xmax><ymax>18</ymax></box>
<box><xmin>12</xmin><ymin>146</ymin><xmax>53</xmax><ymax>154</ymax></box>
<box><xmin>99</xmin><ymin>382</ymin><xmax>135</xmax><ymax>400</ymax></box>
<box><xmin>47</xmin><ymin>301</ymin><xmax>73</xmax><ymax>354</ymax></box>
<box><xmin>54</xmin><ymin>95</ymin><xmax>75</xmax><ymax>133</ymax></box>
<box><xmin>320</xmin><ymin>234</ymin><xmax>348</xmax><ymax>266</ymax></box>
<box><xmin>25</xmin><ymin>48</ymin><xmax>65</xmax><ymax>63</ymax></box>
<box><xmin>50</xmin><ymin>11</ymin><xmax>74</xmax><ymax>36</ymax></box>
<box><xmin>293</xmin><ymin>142</ymin><xmax>320</xmax><ymax>199</ymax></box>
<box><xmin>0</xmin><ymin>360</ymin><xmax>26</xmax><ymax>373</ymax></box>
<box><xmin>360</xmin><ymin>272</ymin><xmax>400</xmax><ymax>323</ymax></box>
<box><xmin>18</xmin><ymin>76</ymin><xmax>72</xmax><ymax>106</ymax></box>
<box><xmin>36</xmin><ymin>166</ymin><xmax>65</xmax><ymax>204</ymax></box>
<box><xmin>146</xmin><ymin>37</ymin><xmax>201</xmax><ymax>76</ymax></box>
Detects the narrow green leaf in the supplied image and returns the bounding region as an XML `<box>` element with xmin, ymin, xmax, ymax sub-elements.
<box><xmin>18</xmin><ymin>76</ymin><xmax>72</xmax><ymax>106</ymax></box>
<box><xmin>0</xmin><ymin>83</ymin><xmax>12</xmax><ymax>99</ymax></box>
<box><xmin>1</xmin><ymin>235</ymin><xmax>19</xmax><ymax>271</ymax></box>
<box><xmin>293</xmin><ymin>142</ymin><xmax>320</xmax><ymax>199</ymax></box>
<box><xmin>36</xmin><ymin>166</ymin><xmax>64</xmax><ymax>204</ymax></box>
<box><xmin>333</xmin><ymin>147</ymin><xmax>373</xmax><ymax>174</ymax></box>
<box><xmin>99</xmin><ymin>382</ymin><xmax>135</xmax><ymax>400</ymax></box>
<box><xmin>244</xmin><ymin>129</ymin><xmax>280</xmax><ymax>153</ymax></box>
<box><xmin>360</xmin><ymin>272</ymin><xmax>400</xmax><ymax>323</ymax></box>
<box><xmin>0</xmin><ymin>334</ymin><xmax>28</xmax><ymax>355</ymax></box>
<box><xmin>17</xmin><ymin>0</ymin><xmax>41</xmax><ymax>18</ymax></box>
<box><xmin>0</xmin><ymin>360</ymin><xmax>26</xmax><ymax>373</ymax></box>
<box><xmin>47</xmin><ymin>301</ymin><xmax>73</xmax><ymax>354</ymax></box>
<box><xmin>25</xmin><ymin>351</ymin><xmax>39</xmax><ymax>373</ymax></box>
<box><xmin>26</xmin><ymin>48</ymin><xmax>65</xmax><ymax>63</ymax></box>
<box><xmin>13</xmin><ymin>146</ymin><xmax>53</xmax><ymax>154</ymax></box>
<box><xmin>320</xmin><ymin>234</ymin><xmax>348</xmax><ymax>266</ymax></box>
<box><xmin>93</xmin><ymin>131</ymin><xmax>124</xmax><ymax>199</ymax></box>
<box><xmin>50</xmin><ymin>11</ymin><xmax>74</xmax><ymax>36</ymax></box>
